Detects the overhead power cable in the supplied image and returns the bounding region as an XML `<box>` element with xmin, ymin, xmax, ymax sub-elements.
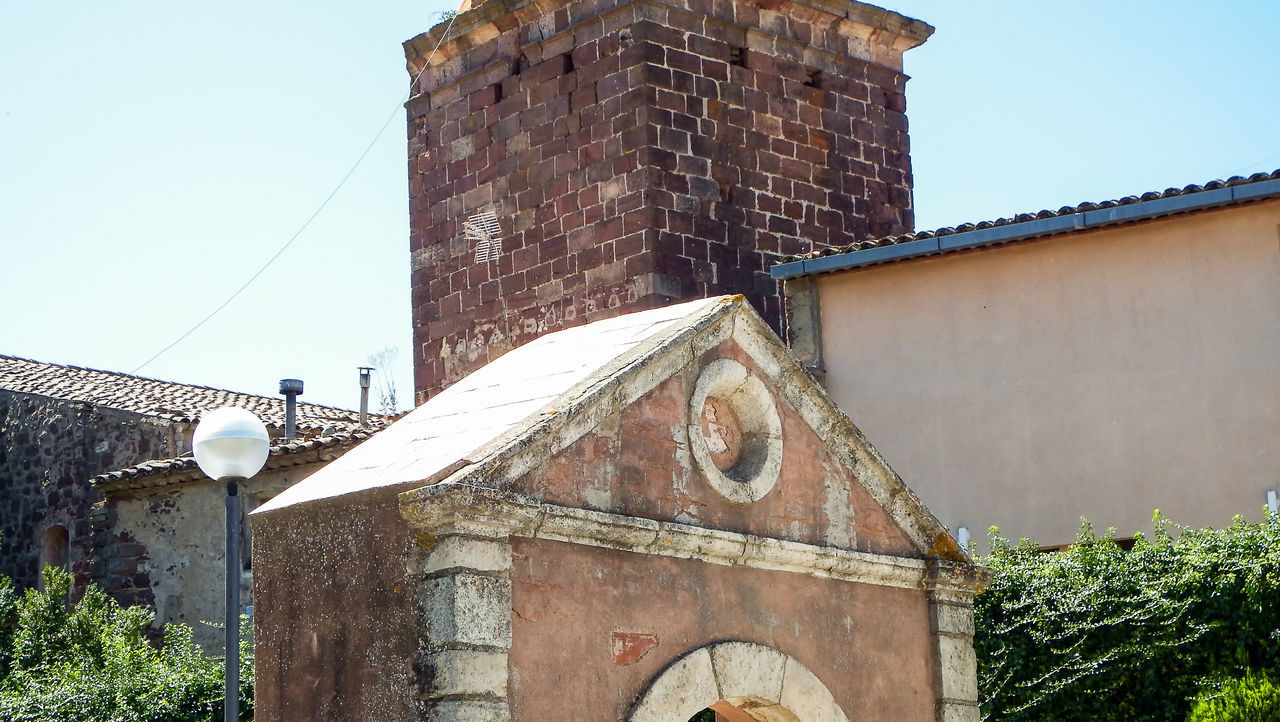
<box><xmin>132</xmin><ymin>8</ymin><xmax>461</xmax><ymax>375</ymax></box>
<box><xmin>1225</xmin><ymin>151</ymin><xmax>1280</xmax><ymax>179</ymax></box>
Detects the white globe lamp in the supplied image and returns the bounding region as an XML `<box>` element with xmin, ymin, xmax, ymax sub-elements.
<box><xmin>194</xmin><ymin>407</ymin><xmax>269</xmax><ymax>481</ymax></box>
<box><xmin>192</xmin><ymin>406</ymin><xmax>269</xmax><ymax>722</ymax></box>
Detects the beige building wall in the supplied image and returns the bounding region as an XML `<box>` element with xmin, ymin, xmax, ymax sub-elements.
<box><xmin>815</xmin><ymin>199</ymin><xmax>1280</xmax><ymax>549</ymax></box>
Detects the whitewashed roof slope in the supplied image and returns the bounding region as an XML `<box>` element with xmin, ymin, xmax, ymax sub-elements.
<box><xmin>254</xmin><ymin>295</ymin><xmax>968</xmax><ymax>565</ymax></box>
<box><xmin>255</xmin><ymin>298</ymin><xmax>727</xmax><ymax>513</ymax></box>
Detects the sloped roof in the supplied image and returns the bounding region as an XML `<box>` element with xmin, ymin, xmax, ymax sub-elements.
<box><xmin>92</xmin><ymin>430</ymin><xmax>374</xmax><ymax>493</ymax></box>
<box><xmin>773</xmin><ymin>169</ymin><xmax>1280</xmax><ymax>279</ymax></box>
<box><xmin>255</xmin><ymin>298</ymin><xmax>724</xmax><ymax>513</ymax></box>
<box><xmin>0</xmin><ymin>354</ymin><xmax>370</xmax><ymax>433</ymax></box>
<box><xmin>254</xmin><ymin>296</ymin><xmax>963</xmax><ymax>562</ymax></box>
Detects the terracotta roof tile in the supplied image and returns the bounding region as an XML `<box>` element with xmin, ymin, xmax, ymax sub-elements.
<box><xmin>91</xmin><ymin>430</ymin><xmax>374</xmax><ymax>492</ymax></box>
<box><xmin>0</xmin><ymin>354</ymin><xmax>377</xmax><ymax>433</ymax></box>
<box><xmin>779</xmin><ymin>170</ymin><xmax>1280</xmax><ymax>267</ymax></box>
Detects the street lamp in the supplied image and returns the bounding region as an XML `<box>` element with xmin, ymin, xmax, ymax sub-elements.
<box><xmin>193</xmin><ymin>407</ymin><xmax>269</xmax><ymax>722</ymax></box>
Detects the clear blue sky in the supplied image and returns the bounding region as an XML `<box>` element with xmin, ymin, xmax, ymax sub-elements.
<box><xmin>3</xmin><ymin>1</ymin><xmax>1277</xmax><ymax>411</ymax></box>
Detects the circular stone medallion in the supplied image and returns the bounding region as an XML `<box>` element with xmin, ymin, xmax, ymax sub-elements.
<box><xmin>688</xmin><ymin>358</ymin><xmax>783</xmax><ymax>504</ymax></box>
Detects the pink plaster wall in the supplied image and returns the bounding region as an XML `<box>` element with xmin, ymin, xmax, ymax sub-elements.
<box><xmin>510</xmin><ymin>338</ymin><xmax>918</xmax><ymax>557</ymax></box>
<box><xmin>508</xmin><ymin>537</ymin><xmax>936</xmax><ymax>719</ymax></box>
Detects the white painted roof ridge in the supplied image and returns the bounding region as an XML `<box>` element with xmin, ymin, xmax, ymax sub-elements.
<box><xmin>254</xmin><ymin>297</ymin><xmax>734</xmax><ymax>514</ymax></box>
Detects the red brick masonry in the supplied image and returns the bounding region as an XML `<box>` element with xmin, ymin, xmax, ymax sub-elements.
<box><xmin>405</xmin><ymin>0</ymin><xmax>926</xmax><ymax>401</ymax></box>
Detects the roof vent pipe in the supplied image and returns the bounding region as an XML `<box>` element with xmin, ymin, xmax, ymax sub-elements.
<box><xmin>279</xmin><ymin>379</ymin><xmax>304</xmax><ymax>440</ymax></box>
<box><xmin>358</xmin><ymin>367</ymin><xmax>373</xmax><ymax>428</ymax></box>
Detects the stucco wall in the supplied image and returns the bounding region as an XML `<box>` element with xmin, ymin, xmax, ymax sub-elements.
<box><xmin>251</xmin><ymin>488</ymin><xmax>419</xmax><ymax>722</ymax></box>
<box><xmin>103</xmin><ymin>466</ymin><xmax>316</xmax><ymax>651</ymax></box>
<box><xmin>509</xmin><ymin>537</ymin><xmax>935</xmax><ymax>719</ymax></box>
<box><xmin>815</xmin><ymin>200</ymin><xmax>1280</xmax><ymax>549</ymax></box>
<box><xmin>510</xmin><ymin>338</ymin><xmax>919</xmax><ymax>558</ymax></box>
<box><xmin>496</xmin><ymin>336</ymin><xmax>941</xmax><ymax>718</ymax></box>
<box><xmin>0</xmin><ymin>390</ymin><xmax>181</xmax><ymax>591</ymax></box>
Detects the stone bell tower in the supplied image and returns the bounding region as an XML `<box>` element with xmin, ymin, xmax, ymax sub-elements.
<box><xmin>404</xmin><ymin>0</ymin><xmax>932</xmax><ymax>402</ymax></box>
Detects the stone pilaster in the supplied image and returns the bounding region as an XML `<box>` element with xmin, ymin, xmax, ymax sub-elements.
<box><xmin>410</xmin><ymin>531</ymin><xmax>514</xmax><ymax>721</ymax></box>
<box><xmin>925</xmin><ymin>563</ymin><xmax>985</xmax><ymax>722</ymax></box>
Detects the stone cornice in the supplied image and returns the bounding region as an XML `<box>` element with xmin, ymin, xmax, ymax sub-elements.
<box><xmin>400</xmin><ymin>483</ymin><xmax>988</xmax><ymax>594</ymax></box>
<box><xmin>404</xmin><ymin>0</ymin><xmax>932</xmax><ymax>79</ymax></box>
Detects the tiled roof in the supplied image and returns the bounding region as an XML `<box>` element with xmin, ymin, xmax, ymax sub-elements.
<box><xmin>774</xmin><ymin>169</ymin><xmax>1280</xmax><ymax>278</ymax></box>
<box><xmin>0</xmin><ymin>354</ymin><xmax>372</xmax><ymax>433</ymax></box>
<box><xmin>92</xmin><ymin>430</ymin><xmax>374</xmax><ymax>492</ymax></box>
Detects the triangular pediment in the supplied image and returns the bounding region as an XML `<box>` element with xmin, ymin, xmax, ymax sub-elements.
<box><xmin>385</xmin><ymin>296</ymin><xmax>963</xmax><ymax>562</ymax></box>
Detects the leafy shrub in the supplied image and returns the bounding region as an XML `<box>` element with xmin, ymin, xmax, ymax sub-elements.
<box><xmin>0</xmin><ymin>571</ymin><xmax>18</xmax><ymax>679</ymax></box>
<box><xmin>0</xmin><ymin>566</ymin><xmax>252</xmax><ymax>721</ymax></box>
<box><xmin>976</xmin><ymin>515</ymin><xmax>1280</xmax><ymax>721</ymax></box>
<box><xmin>1188</xmin><ymin>670</ymin><xmax>1280</xmax><ymax>721</ymax></box>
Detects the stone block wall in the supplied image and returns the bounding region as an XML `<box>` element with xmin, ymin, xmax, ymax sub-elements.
<box><xmin>0</xmin><ymin>390</ymin><xmax>181</xmax><ymax>594</ymax></box>
<box><xmin>100</xmin><ymin>467</ymin><xmax>310</xmax><ymax>651</ymax></box>
<box><xmin>404</xmin><ymin>0</ymin><xmax>930</xmax><ymax>401</ymax></box>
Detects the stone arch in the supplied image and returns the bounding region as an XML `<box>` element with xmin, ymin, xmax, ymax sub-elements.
<box><xmin>628</xmin><ymin>641</ymin><xmax>849</xmax><ymax>722</ymax></box>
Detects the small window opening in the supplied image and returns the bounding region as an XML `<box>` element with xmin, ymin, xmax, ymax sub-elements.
<box><xmin>38</xmin><ymin>525</ymin><xmax>69</xmax><ymax>591</ymax></box>
<box><xmin>729</xmin><ymin>47</ymin><xmax>746</xmax><ymax>67</ymax></box>
<box><xmin>804</xmin><ymin>67</ymin><xmax>821</xmax><ymax>88</ymax></box>
<box><xmin>1036</xmin><ymin>537</ymin><xmax>1136</xmax><ymax>554</ymax></box>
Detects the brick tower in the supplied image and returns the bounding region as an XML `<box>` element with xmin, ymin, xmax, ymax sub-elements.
<box><xmin>404</xmin><ymin>0</ymin><xmax>932</xmax><ymax>403</ymax></box>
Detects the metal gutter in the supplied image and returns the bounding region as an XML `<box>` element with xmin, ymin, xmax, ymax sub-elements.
<box><xmin>771</xmin><ymin>177</ymin><xmax>1280</xmax><ymax>280</ymax></box>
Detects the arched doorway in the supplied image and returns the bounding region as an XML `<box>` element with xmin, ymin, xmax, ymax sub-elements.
<box><xmin>629</xmin><ymin>642</ymin><xmax>849</xmax><ymax>722</ymax></box>
<box><xmin>37</xmin><ymin>525</ymin><xmax>69</xmax><ymax>591</ymax></box>
<box><xmin>688</xmin><ymin>697</ymin><xmax>803</xmax><ymax>721</ymax></box>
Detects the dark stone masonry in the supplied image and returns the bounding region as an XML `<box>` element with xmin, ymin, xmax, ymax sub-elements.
<box><xmin>0</xmin><ymin>391</ymin><xmax>178</xmax><ymax>603</ymax></box>
<box><xmin>404</xmin><ymin>0</ymin><xmax>931</xmax><ymax>401</ymax></box>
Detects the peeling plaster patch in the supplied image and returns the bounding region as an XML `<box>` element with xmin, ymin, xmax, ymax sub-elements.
<box><xmin>821</xmin><ymin>461</ymin><xmax>855</xmax><ymax>549</ymax></box>
<box><xmin>581</xmin><ymin>416</ymin><xmax>620</xmax><ymax>510</ymax></box>
<box><xmin>611</xmin><ymin>631</ymin><xmax>659</xmax><ymax>665</ymax></box>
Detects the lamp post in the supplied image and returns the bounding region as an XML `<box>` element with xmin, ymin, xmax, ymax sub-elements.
<box><xmin>193</xmin><ymin>408</ymin><xmax>269</xmax><ymax>722</ymax></box>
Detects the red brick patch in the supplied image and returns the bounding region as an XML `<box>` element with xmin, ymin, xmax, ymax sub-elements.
<box><xmin>610</xmin><ymin>631</ymin><xmax>659</xmax><ymax>665</ymax></box>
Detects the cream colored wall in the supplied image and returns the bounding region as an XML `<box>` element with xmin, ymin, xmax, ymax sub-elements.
<box><xmin>817</xmin><ymin>200</ymin><xmax>1280</xmax><ymax>550</ymax></box>
<box><xmin>109</xmin><ymin>466</ymin><xmax>314</xmax><ymax>651</ymax></box>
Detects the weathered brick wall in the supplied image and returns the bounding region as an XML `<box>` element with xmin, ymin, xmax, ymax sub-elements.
<box><xmin>0</xmin><ymin>390</ymin><xmax>180</xmax><ymax>595</ymax></box>
<box><xmin>404</xmin><ymin>0</ymin><xmax>930</xmax><ymax>402</ymax></box>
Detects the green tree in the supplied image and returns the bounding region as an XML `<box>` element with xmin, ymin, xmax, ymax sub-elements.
<box><xmin>0</xmin><ymin>566</ymin><xmax>250</xmax><ymax>721</ymax></box>
<box><xmin>976</xmin><ymin>515</ymin><xmax>1280</xmax><ymax>721</ymax></box>
<box><xmin>1188</xmin><ymin>670</ymin><xmax>1280</xmax><ymax>722</ymax></box>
